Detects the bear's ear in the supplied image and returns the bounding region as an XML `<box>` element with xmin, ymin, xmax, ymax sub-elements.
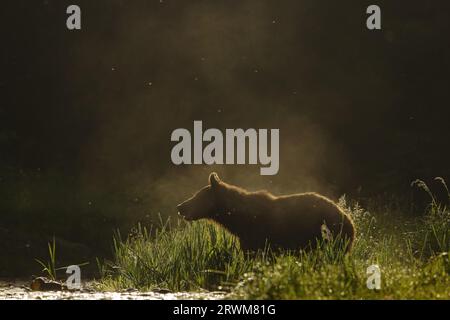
<box><xmin>209</xmin><ymin>172</ymin><xmax>221</xmax><ymax>188</ymax></box>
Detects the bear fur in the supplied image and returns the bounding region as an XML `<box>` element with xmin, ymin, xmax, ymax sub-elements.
<box><xmin>177</xmin><ymin>173</ymin><xmax>355</xmax><ymax>252</ymax></box>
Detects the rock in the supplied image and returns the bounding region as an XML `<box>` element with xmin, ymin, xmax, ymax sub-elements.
<box><xmin>30</xmin><ymin>277</ymin><xmax>67</xmax><ymax>291</ymax></box>
<box><xmin>153</xmin><ymin>288</ymin><xmax>171</xmax><ymax>294</ymax></box>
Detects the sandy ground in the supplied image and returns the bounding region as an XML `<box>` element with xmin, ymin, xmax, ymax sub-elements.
<box><xmin>0</xmin><ymin>280</ymin><xmax>226</xmax><ymax>300</ymax></box>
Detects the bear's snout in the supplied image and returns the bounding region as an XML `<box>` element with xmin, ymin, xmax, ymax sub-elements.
<box><xmin>177</xmin><ymin>202</ymin><xmax>193</xmax><ymax>220</ymax></box>
<box><xmin>176</xmin><ymin>203</ymin><xmax>185</xmax><ymax>215</ymax></box>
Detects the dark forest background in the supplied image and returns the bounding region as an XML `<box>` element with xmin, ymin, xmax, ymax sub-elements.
<box><xmin>0</xmin><ymin>0</ymin><xmax>449</xmax><ymax>275</ymax></box>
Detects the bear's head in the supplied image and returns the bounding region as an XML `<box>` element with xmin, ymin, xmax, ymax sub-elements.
<box><xmin>177</xmin><ymin>172</ymin><xmax>222</xmax><ymax>221</ymax></box>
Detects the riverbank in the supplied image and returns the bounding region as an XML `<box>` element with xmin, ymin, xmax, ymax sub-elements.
<box><xmin>0</xmin><ymin>280</ymin><xmax>226</xmax><ymax>300</ymax></box>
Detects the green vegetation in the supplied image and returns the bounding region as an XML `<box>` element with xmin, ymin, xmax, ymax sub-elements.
<box><xmin>98</xmin><ymin>179</ymin><xmax>449</xmax><ymax>299</ymax></box>
<box><xmin>98</xmin><ymin>217</ymin><xmax>252</xmax><ymax>291</ymax></box>
<box><xmin>35</xmin><ymin>237</ymin><xmax>57</xmax><ymax>280</ymax></box>
<box><xmin>34</xmin><ymin>237</ymin><xmax>90</xmax><ymax>281</ymax></box>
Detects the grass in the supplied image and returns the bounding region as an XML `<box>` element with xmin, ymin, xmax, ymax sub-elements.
<box><xmin>98</xmin><ymin>217</ymin><xmax>252</xmax><ymax>291</ymax></box>
<box><xmin>35</xmin><ymin>237</ymin><xmax>57</xmax><ymax>280</ymax></box>
<box><xmin>98</xmin><ymin>179</ymin><xmax>449</xmax><ymax>299</ymax></box>
<box><xmin>35</xmin><ymin>237</ymin><xmax>90</xmax><ymax>281</ymax></box>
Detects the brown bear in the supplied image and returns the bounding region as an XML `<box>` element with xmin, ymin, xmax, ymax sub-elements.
<box><xmin>177</xmin><ymin>173</ymin><xmax>355</xmax><ymax>252</ymax></box>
